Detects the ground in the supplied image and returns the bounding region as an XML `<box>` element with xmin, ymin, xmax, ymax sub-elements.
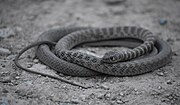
<box><xmin>0</xmin><ymin>0</ymin><xmax>180</xmax><ymax>105</ymax></box>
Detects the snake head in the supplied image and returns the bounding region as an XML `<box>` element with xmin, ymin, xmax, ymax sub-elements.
<box><xmin>102</xmin><ymin>51</ymin><xmax>122</xmax><ymax>63</ymax></box>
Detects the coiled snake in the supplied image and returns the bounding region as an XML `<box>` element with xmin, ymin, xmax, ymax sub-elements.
<box><xmin>15</xmin><ymin>26</ymin><xmax>172</xmax><ymax>88</ymax></box>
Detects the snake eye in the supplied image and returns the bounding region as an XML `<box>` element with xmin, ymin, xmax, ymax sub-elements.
<box><xmin>110</xmin><ymin>56</ymin><xmax>115</xmax><ymax>61</ymax></box>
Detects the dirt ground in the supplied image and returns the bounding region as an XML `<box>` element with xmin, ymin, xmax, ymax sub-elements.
<box><xmin>0</xmin><ymin>0</ymin><xmax>180</xmax><ymax>105</ymax></box>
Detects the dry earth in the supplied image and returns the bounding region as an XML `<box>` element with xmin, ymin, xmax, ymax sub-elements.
<box><xmin>0</xmin><ymin>0</ymin><xmax>180</xmax><ymax>105</ymax></box>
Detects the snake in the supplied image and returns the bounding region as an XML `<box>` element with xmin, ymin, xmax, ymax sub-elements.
<box><xmin>54</xmin><ymin>26</ymin><xmax>171</xmax><ymax>76</ymax></box>
<box><xmin>14</xmin><ymin>26</ymin><xmax>172</xmax><ymax>88</ymax></box>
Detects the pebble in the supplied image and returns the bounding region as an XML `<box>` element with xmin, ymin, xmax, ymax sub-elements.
<box><xmin>104</xmin><ymin>0</ymin><xmax>126</xmax><ymax>5</ymax></box>
<box><xmin>135</xmin><ymin>91</ymin><xmax>141</xmax><ymax>95</ymax></box>
<box><xmin>51</xmin><ymin>96</ymin><xmax>60</xmax><ymax>102</ymax></box>
<box><xmin>166</xmin><ymin>80</ymin><xmax>172</xmax><ymax>85</ymax></box>
<box><xmin>6</xmin><ymin>54</ymin><xmax>16</xmax><ymax>60</ymax></box>
<box><xmin>173</xmin><ymin>51</ymin><xmax>179</xmax><ymax>56</ymax></box>
<box><xmin>70</xmin><ymin>99</ymin><xmax>81</xmax><ymax>104</ymax></box>
<box><xmin>100</xmin><ymin>84</ymin><xmax>110</xmax><ymax>90</ymax></box>
<box><xmin>15</xmin><ymin>26</ymin><xmax>23</xmax><ymax>32</ymax></box>
<box><xmin>24</xmin><ymin>80</ymin><xmax>33</xmax><ymax>85</ymax></box>
<box><xmin>134</xmin><ymin>88</ymin><xmax>138</xmax><ymax>92</ymax></box>
<box><xmin>119</xmin><ymin>92</ymin><xmax>124</xmax><ymax>96</ymax></box>
<box><xmin>0</xmin><ymin>27</ymin><xmax>15</xmax><ymax>38</ymax></box>
<box><xmin>2</xmin><ymin>88</ymin><xmax>8</xmax><ymax>93</ymax></box>
<box><xmin>104</xmin><ymin>93</ymin><xmax>111</xmax><ymax>99</ymax></box>
<box><xmin>116</xmin><ymin>99</ymin><xmax>124</xmax><ymax>104</ymax></box>
<box><xmin>159</xmin><ymin>19</ymin><xmax>168</xmax><ymax>25</ymax></box>
<box><xmin>15</xmin><ymin>76</ymin><xmax>20</xmax><ymax>79</ymax></box>
<box><xmin>33</xmin><ymin>59</ymin><xmax>39</xmax><ymax>63</ymax></box>
<box><xmin>0</xmin><ymin>76</ymin><xmax>11</xmax><ymax>83</ymax></box>
<box><xmin>158</xmin><ymin>86</ymin><xmax>162</xmax><ymax>90</ymax></box>
<box><xmin>96</xmin><ymin>93</ymin><xmax>105</xmax><ymax>99</ymax></box>
<box><xmin>156</xmin><ymin>72</ymin><xmax>164</xmax><ymax>76</ymax></box>
<box><xmin>0</xmin><ymin>47</ymin><xmax>11</xmax><ymax>56</ymax></box>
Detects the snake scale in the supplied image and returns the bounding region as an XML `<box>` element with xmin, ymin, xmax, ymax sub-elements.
<box><xmin>15</xmin><ymin>26</ymin><xmax>172</xmax><ymax>87</ymax></box>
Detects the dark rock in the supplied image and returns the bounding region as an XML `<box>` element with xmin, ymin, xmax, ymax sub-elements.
<box><xmin>104</xmin><ymin>0</ymin><xmax>126</xmax><ymax>5</ymax></box>
<box><xmin>159</xmin><ymin>19</ymin><xmax>168</xmax><ymax>25</ymax></box>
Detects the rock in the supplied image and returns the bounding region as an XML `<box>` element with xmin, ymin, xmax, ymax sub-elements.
<box><xmin>159</xmin><ymin>19</ymin><xmax>168</xmax><ymax>25</ymax></box>
<box><xmin>2</xmin><ymin>88</ymin><xmax>9</xmax><ymax>93</ymax></box>
<box><xmin>70</xmin><ymin>99</ymin><xmax>81</xmax><ymax>104</ymax></box>
<box><xmin>0</xmin><ymin>47</ymin><xmax>11</xmax><ymax>56</ymax></box>
<box><xmin>24</xmin><ymin>80</ymin><xmax>33</xmax><ymax>85</ymax></box>
<box><xmin>0</xmin><ymin>27</ymin><xmax>15</xmax><ymax>38</ymax></box>
<box><xmin>96</xmin><ymin>93</ymin><xmax>105</xmax><ymax>99</ymax></box>
<box><xmin>173</xmin><ymin>51</ymin><xmax>179</xmax><ymax>56</ymax></box>
<box><xmin>0</xmin><ymin>76</ymin><xmax>11</xmax><ymax>83</ymax></box>
<box><xmin>156</xmin><ymin>72</ymin><xmax>164</xmax><ymax>76</ymax></box>
<box><xmin>158</xmin><ymin>86</ymin><xmax>162</xmax><ymax>90</ymax></box>
<box><xmin>116</xmin><ymin>99</ymin><xmax>124</xmax><ymax>104</ymax></box>
<box><xmin>15</xmin><ymin>26</ymin><xmax>23</xmax><ymax>32</ymax></box>
<box><xmin>135</xmin><ymin>91</ymin><xmax>141</xmax><ymax>95</ymax></box>
<box><xmin>6</xmin><ymin>54</ymin><xmax>16</xmax><ymax>60</ymax></box>
<box><xmin>104</xmin><ymin>0</ymin><xmax>126</xmax><ymax>5</ymax></box>
<box><xmin>100</xmin><ymin>84</ymin><xmax>110</xmax><ymax>90</ymax></box>
<box><xmin>166</xmin><ymin>80</ymin><xmax>173</xmax><ymax>85</ymax></box>
<box><xmin>15</xmin><ymin>76</ymin><xmax>20</xmax><ymax>80</ymax></box>
<box><xmin>51</xmin><ymin>96</ymin><xmax>61</xmax><ymax>102</ymax></box>
<box><xmin>33</xmin><ymin>59</ymin><xmax>39</xmax><ymax>63</ymax></box>
<box><xmin>104</xmin><ymin>93</ymin><xmax>111</xmax><ymax>99</ymax></box>
<box><xmin>119</xmin><ymin>92</ymin><xmax>124</xmax><ymax>96</ymax></box>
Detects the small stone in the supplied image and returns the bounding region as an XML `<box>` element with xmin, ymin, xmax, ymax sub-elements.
<box><xmin>159</xmin><ymin>19</ymin><xmax>168</xmax><ymax>25</ymax></box>
<box><xmin>15</xmin><ymin>76</ymin><xmax>20</xmax><ymax>79</ymax></box>
<box><xmin>119</xmin><ymin>92</ymin><xmax>124</xmax><ymax>96</ymax></box>
<box><xmin>79</xmin><ymin>94</ymin><xmax>86</xmax><ymax>101</ymax></box>
<box><xmin>135</xmin><ymin>91</ymin><xmax>141</xmax><ymax>95</ymax></box>
<box><xmin>161</xmin><ymin>98</ymin><xmax>168</xmax><ymax>102</ymax></box>
<box><xmin>96</xmin><ymin>93</ymin><xmax>105</xmax><ymax>99</ymax></box>
<box><xmin>116</xmin><ymin>99</ymin><xmax>124</xmax><ymax>104</ymax></box>
<box><xmin>2</xmin><ymin>88</ymin><xmax>8</xmax><ymax>93</ymax></box>
<box><xmin>104</xmin><ymin>93</ymin><xmax>111</xmax><ymax>99</ymax></box>
<box><xmin>173</xmin><ymin>51</ymin><xmax>179</xmax><ymax>56</ymax></box>
<box><xmin>6</xmin><ymin>54</ymin><xmax>16</xmax><ymax>60</ymax></box>
<box><xmin>52</xmin><ymin>96</ymin><xmax>60</xmax><ymax>102</ymax></box>
<box><xmin>0</xmin><ymin>27</ymin><xmax>15</xmax><ymax>38</ymax></box>
<box><xmin>158</xmin><ymin>86</ymin><xmax>162</xmax><ymax>90</ymax></box>
<box><xmin>33</xmin><ymin>59</ymin><xmax>39</xmax><ymax>63</ymax></box>
<box><xmin>38</xmin><ymin>75</ymin><xmax>42</xmax><ymax>77</ymax></box>
<box><xmin>100</xmin><ymin>84</ymin><xmax>110</xmax><ymax>90</ymax></box>
<box><xmin>71</xmin><ymin>99</ymin><xmax>81</xmax><ymax>104</ymax></box>
<box><xmin>41</xmin><ymin>81</ymin><xmax>45</xmax><ymax>84</ymax></box>
<box><xmin>167</xmin><ymin>80</ymin><xmax>172</xmax><ymax>85</ymax></box>
<box><xmin>134</xmin><ymin>88</ymin><xmax>138</xmax><ymax>92</ymax></box>
<box><xmin>0</xmin><ymin>47</ymin><xmax>11</xmax><ymax>56</ymax></box>
<box><xmin>15</xmin><ymin>26</ymin><xmax>23</xmax><ymax>32</ymax></box>
<box><xmin>24</xmin><ymin>80</ymin><xmax>33</xmax><ymax>85</ymax></box>
<box><xmin>0</xmin><ymin>76</ymin><xmax>11</xmax><ymax>83</ymax></box>
<box><xmin>2</xmin><ymin>64</ymin><xmax>5</xmax><ymax>68</ymax></box>
<box><xmin>156</xmin><ymin>72</ymin><xmax>164</xmax><ymax>76</ymax></box>
<box><xmin>104</xmin><ymin>0</ymin><xmax>126</xmax><ymax>5</ymax></box>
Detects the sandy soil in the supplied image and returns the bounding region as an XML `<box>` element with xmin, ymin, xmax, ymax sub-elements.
<box><xmin>0</xmin><ymin>0</ymin><xmax>180</xmax><ymax>105</ymax></box>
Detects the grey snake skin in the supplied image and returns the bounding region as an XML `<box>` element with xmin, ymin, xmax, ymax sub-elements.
<box><xmin>35</xmin><ymin>26</ymin><xmax>172</xmax><ymax>76</ymax></box>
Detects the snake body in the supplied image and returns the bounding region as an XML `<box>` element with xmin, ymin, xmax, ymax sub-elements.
<box><xmin>35</xmin><ymin>26</ymin><xmax>172</xmax><ymax>76</ymax></box>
